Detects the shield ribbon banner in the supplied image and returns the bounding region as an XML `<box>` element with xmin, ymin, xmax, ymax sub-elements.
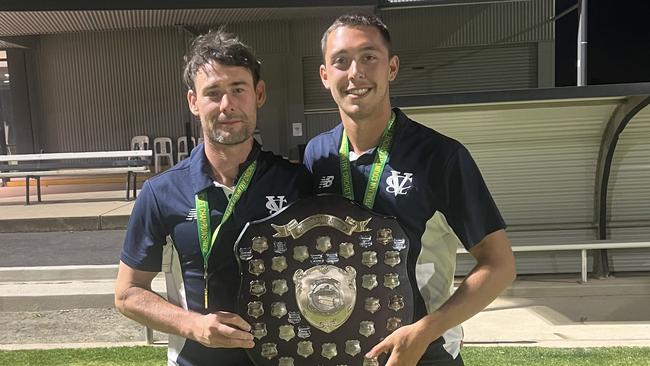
<box><xmin>235</xmin><ymin>194</ymin><xmax>414</xmax><ymax>366</ymax></box>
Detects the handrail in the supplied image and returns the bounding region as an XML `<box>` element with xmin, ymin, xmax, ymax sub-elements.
<box><xmin>0</xmin><ymin>150</ymin><xmax>152</xmax><ymax>161</ymax></box>
<box><xmin>457</xmin><ymin>241</ymin><xmax>650</xmax><ymax>283</ymax></box>
<box><xmin>457</xmin><ymin>241</ymin><xmax>650</xmax><ymax>254</ymax></box>
<box><xmin>0</xmin><ymin>167</ymin><xmax>149</xmax><ymax>177</ymax></box>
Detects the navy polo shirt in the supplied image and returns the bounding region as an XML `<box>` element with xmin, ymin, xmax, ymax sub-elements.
<box><xmin>303</xmin><ymin>108</ymin><xmax>505</xmax><ymax>363</ymax></box>
<box><xmin>121</xmin><ymin>141</ymin><xmax>311</xmax><ymax>366</ymax></box>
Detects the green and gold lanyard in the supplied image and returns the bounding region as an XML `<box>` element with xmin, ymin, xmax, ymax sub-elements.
<box><xmin>195</xmin><ymin>161</ymin><xmax>257</xmax><ymax>309</ymax></box>
<box><xmin>339</xmin><ymin>112</ymin><xmax>396</xmax><ymax>209</ymax></box>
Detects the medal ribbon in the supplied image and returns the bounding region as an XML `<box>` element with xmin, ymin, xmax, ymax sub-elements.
<box><xmin>195</xmin><ymin>160</ymin><xmax>257</xmax><ymax>309</ymax></box>
<box><xmin>339</xmin><ymin>112</ymin><xmax>396</xmax><ymax>209</ymax></box>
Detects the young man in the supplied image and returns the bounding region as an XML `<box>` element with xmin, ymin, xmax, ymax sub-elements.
<box><xmin>115</xmin><ymin>30</ymin><xmax>311</xmax><ymax>366</ymax></box>
<box><xmin>303</xmin><ymin>14</ymin><xmax>516</xmax><ymax>365</ymax></box>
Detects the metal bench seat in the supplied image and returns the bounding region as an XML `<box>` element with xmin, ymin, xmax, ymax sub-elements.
<box><xmin>0</xmin><ymin>150</ymin><xmax>152</xmax><ymax>204</ymax></box>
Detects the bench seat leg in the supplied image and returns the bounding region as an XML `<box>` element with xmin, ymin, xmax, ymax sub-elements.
<box><xmin>25</xmin><ymin>176</ymin><xmax>30</xmax><ymax>205</ymax></box>
<box><xmin>126</xmin><ymin>172</ymin><xmax>131</xmax><ymax>201</ymax></box>
<box><xmin>133</xmin><ymin>173</ymin><xmax>137</xmax><ymax>199</ymax></box>
<box><xmin>126</xmin><ymin>171</ymin><xmax>138</xmax><ymax>201</ymax></box>
<box><xmin>37</xmin><ymin>177</ymin><xmax>42</xmax><ymax>202</ymax></box>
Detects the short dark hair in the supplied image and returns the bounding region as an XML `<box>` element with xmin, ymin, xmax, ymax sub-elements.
<box><xmin>320</xmin><ymin>13</ymin><xmax>393</xmax><ymax>59</ymax></box>
<box><xmin>183</xmin><ymin>28</ymin><xmax>261</xmax><ymax>91</ymax></box>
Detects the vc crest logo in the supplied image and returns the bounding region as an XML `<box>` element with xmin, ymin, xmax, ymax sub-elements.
<box><xmin>265</xmin><ymin>196</ymin><xmax>287</xmax><ymax>214</ymax></box>
<box><xmin>386</xmin><ymin>170</ymin><xmax>413</xmax><ymax>196</ymax></box>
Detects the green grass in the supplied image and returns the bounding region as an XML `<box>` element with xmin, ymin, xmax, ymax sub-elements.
<box><xmin>1</xmin><ymin>346</ymin><xmax>649</xmax><ymax>365</ymax></box>
<box><xmin>0</xmin><ymin>346</ymin><xmax>165</xmax><ymax>366</ymax></box>
<box><xmin>462</xmin><ymin>347</ymin><xmax>650</xmax><ymax>366</ymax></box>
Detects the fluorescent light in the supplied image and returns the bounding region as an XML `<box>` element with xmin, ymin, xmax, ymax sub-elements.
<box><xmin>3</xmin><ymin>73</ymin><xmax>8</xmax><ymax>78</ymax></box>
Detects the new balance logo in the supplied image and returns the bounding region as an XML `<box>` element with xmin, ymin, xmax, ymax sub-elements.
<box><xmin>386</xmin><ymin>170</ymin><xmax>413</xmax><ymax>196</ymax></box>
<box><xmin>185</xmin><ymin>208</ymin><xmax>197</xmax><ymax>221</ymax></box>
<box><xmin>266</xmin><ymin>196</ymin><xmax>287</xmax><ymax>214</ymax></box>
<box><xmin>318</xmin><ymin>176</ymin><xmax>335</xmax><ymax>189</ymax></box>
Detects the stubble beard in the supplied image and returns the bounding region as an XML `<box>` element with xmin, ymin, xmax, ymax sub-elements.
<box><xmin>204</xmin><ymin>119</ymin><xmax>254</xmax><ymax>146</ymax></box>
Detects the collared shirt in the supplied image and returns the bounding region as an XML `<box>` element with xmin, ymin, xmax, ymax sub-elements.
<box><xmin>121</xmin><ymin>141</ymin><xmax>311</xmax><ymax>366</ymax></box>
<box><xmin>348</xmin><ymin>147</ymin><xmax>376</xmax><ymax>162</ymax></box>
<box><xmin>303</xmin><ymin>108</ymin><xmax>505</xmax><ymax>363</ymax></box>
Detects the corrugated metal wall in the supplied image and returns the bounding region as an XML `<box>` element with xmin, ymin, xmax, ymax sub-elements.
<box><xmin>400</xmin><ymin>100</ymin><xmax>626</xmax><ymax>274</ymax></box>
<box><xmin>228</xmin><ymin>21</ymin><xmax>292</xmax><ymax>55</ymax></box>
<box><xmin>304</xmin><ymin>111</ymin><xmax>340</xmax><ymax>140</ymax></box>
<box><xmin>302</xmin><ymin>56</ymin><xmax>329</xmax><ymax>111</ymax></box>
<box><xmin>303</xmin><ymin>43</ymin><xmax>537</xmax><ymax>110</ymax></box>
<box><xmin>608</xmin><ymin>229</ymin><xmax>650</xmax><ymax>272</ymax></box>
<box><xmin>288</xmin><ymin>18</ymin><xmax>333</xmax><ymax>57</ymax></box>
<box><xmin>381</xmin><ymin>0</ymin><xmax>554</xmax><ymax>49</ymax></box>
<box><xmin>607</xmin><ymin>104</ymin><xmax>650</xmax><ymax>271</ymax></box>
<box><xmin>35</xmin><ymin>27</ymin><xmax>188</xmax><ymax>152</ymax></box>
<box><xmin>392</xmin><ymin>44</ymin><xmax>537</xmax><ymax>94</ymax></box>
<box><xmin>0</xmin><ymin>8</ymin><xmax>370</xmax><ymax>37</ymax></box>
<box><xmin>403</xmin><ymin>101</ymin><xmax>619</xmax><ymax>229</ymax></box>
<box><xmin>30</xmin><ymin>18</ymin><xmax>330</xmax><ymax>155</ymax></box>
<box><xmin>303</xmin><ymin>0</ymin><xmax>552</xmax><ymax>111</ymax></box>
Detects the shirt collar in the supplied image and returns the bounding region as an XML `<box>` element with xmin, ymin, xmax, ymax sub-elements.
<box><xmin>349</xmin><ymin>147</ymin><xmax>376</xmax><ymax>162</ymax></box>
<box><xmin>190</xmin><ymin>139</ymin><xmax>261</xmax><ymax>195</ymax></box>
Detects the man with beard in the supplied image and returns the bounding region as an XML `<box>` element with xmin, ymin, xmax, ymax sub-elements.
<box><xmin>303</xmin><ymin>14</ymin><xmax>516</xmax><ymax>365</ymax></box>
<box><xmin>115</xmin><ymin>29</ymin><xmax>311</xmax><ymax>366</ymax></box>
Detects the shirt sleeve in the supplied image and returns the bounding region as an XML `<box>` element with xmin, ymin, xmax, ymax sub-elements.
<box><xmin>119</xmin><ymin>180</ymin><xmax>168</xmax><ymax>272</ymax></box>
<box><xmin>441</xmin><ymin>144</ymin><xmax>506</xmax><ymax>250</ymax></box>
<box><xmin>302</xmin><ymin>140</ymin><xmax>316</xmax><ymax>173</ymax></box>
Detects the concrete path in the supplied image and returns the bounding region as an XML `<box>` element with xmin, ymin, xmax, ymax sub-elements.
<box><xmin>463</xmin><ymin>275</ymin><xmax>650</xmax><ymax>348</ymax></box>
<box><xmin>0</xmin><ymin>231</ymin><xmax>125</xmax><ymax>267</ymax></box>
<box><xmin>0</xmin><ymin>184</ymin><xmax>134</xmax><ymax>233</ymax></box>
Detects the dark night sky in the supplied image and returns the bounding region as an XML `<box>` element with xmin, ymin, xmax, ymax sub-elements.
<box><xmin>555</xmin><ymin>0</ymin><xmax>650</xmax><ymax>86</ymax></box>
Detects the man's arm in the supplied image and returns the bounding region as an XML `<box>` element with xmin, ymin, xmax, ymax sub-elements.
<box><xmin>114</xmin><ymin>261</ymin><xmax>255</xmax><ymax>349</ymax></box>
<box><xmin>366</xmin><ymin>229</ymin><xmax>516</xmax><ymax>365</ymax></box>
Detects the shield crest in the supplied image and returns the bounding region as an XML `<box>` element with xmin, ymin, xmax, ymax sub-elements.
<box><xmin>235</xmin><ymin>194</ymin><xmax>413</xmax><ymax>366</ymax></box>
<box><xmin>293</xmin><ymin>265</ymin><xmax>356</xmax><ymax>333</ymax></box>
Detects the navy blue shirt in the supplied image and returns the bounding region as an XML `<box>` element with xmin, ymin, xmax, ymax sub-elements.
<box><xmin>303</xmin><ymin>108</ymin><xmax>505</xmax><ymax>363</ymax></box>
<box><xmin>121</xmin><ymin>141</ymin><xmax>311</xmax><ymax>366</ymax></box>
